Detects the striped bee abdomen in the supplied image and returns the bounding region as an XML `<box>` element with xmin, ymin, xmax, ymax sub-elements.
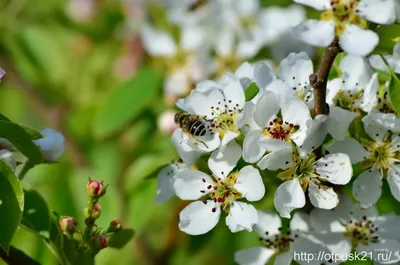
<box><xmin>188</xmin><ymin>120</ymin><xmax>207</xmax><ymax>136</ymax></box>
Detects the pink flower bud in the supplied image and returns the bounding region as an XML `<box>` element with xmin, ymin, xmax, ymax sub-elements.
<box><xmin>108</xmin><ymin>218</ymin><xmax>123</xmax><ymax>233</ymax></box>
<box><xmin>86</xmin><ymin>180</ymin><xmax>106</xmax><ymax>198</ymax></box>
<box><xmin>99</xmin><ymin>235</ymin><xmax>107</xmax><ymax>249</ymax></box>
<box><xmin>92</xmin><ymin>204</ymin><xmax>101</xmax><ymax>219</ymax></box>
<box><xmin>59</xmin><ymin>216</ymin><xmax>78</xmax><ymax>234</ymax></box>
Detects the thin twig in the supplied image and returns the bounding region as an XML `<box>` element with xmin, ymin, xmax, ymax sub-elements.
<box><xmin>0</xmin><ymin>246</ymin><xmax>41</xmax><ymax>265</ymax></box>
<box><xmin>310</xmin><ymin>39</ymin><xmax>342</xmax><ymax>157</ymax></box>
<box><xmin>0</xmin><ymin>54</ymin><xmax>87</xmax><ymax>167</ymax></box>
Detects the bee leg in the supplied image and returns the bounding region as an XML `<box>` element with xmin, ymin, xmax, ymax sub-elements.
<box><xmin>198</xmin><ymin>139</ymin><xmax>209</xmax><ymax>149</ymax></box>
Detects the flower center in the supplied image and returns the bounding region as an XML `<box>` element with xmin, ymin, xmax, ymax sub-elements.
<box><xmin>216</xmin><ymin>53</ymin><xmax>242</xmax><ymax>77</ymax></box>
<box><xmin>366</xmin><ymin>141</ymin><xmax>396</xmax><ymax>172</ymax></box>
<box><xmin>343</xmin><ymin>216</ymin><xmax>379</xmax><ymax>247</ymax></box>
<box><xmin>377</xmin><ymin>91</ymin><xmax>396</xmax><ymax>114</ymax></box>
<box><xmin>240</xmin><ymin>16</ymin><xmax>257</xmax><ymax>29</ymax></box>
<box><xmin>209</xmin><ymin>101</ymin><xmax>242</xmax><ymax>135</ymax></box>
<box><xmin>334</xmin><ymin>89</ymin><xmax>363</xmax><ymax>111</ymax></box>
<box><xmin>263</xmin><ymin>118</ymin><xmax>296</xmax><ymax>141</ymax></box>
<box><xmin>260</xmin><ymin>230</ymin><xmax>296</xmax><ymax>254</ymax></box>
<box><xmin>201</xmin><ymin>172</ymin><xmax>243</xmax><ymax>212</ymax></box>
<box><xmin>320</xmin><ymin>0</ymin><xmax>367</xmax><ymax>36</ymax></box>
<box><xmin>277</xmin><ymin>153</ymin><xmax>317</xmax><ymax>187</ymax></box>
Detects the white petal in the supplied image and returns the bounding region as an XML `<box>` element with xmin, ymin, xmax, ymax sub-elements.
<box><xmin>186</xmin><ymin>89</ymin><xmax>224</xmax><ymax>119</ymax></box>
<box><xmin>352</xmin><ymin>168</ymin><xmax>382</xmax><ymax>208</ymax></box>
<box><xmin>235</xmin><ymin>62</ymin><xmax>253</xmax><ymax>89</ymax></box>
<box><xmin>319</xmin><ymin>234</ymin><xmax>352</xmax><ymax>261</ymax></box>
<box><xmin>357</xmin><ymin>0</ymin><xmax>396</xmax><ymax>24</ymax></box>
<box><xmin>299</xmin><ymin>115</ymin><xmax>329</xmax><ymax>157</ymax></box>
<box><xmin>235</xmin><ymin>247</ymin><xmax>275</xmax><ymax>265</ymax></box>
<box><xmin>243</xmin><ymin>130</ymin><xmax>266</xmax><ymax>163</ymax></box>
<box><xmin>293</xmin><ymin>0</ymin><xmax>330</xmax><ymax>10</ymax></box>
<box><xmin>339</xmin><ymin>54</ymin><xmax>373</xmax><ymax>92</ymax></box>
<box><xmin>254</xmin><ymin>90</ymin><xmax>279</xmax><ymax>128</ymax></box>
<box><xmin>339</xmin><ymin>25</ymin><xmax>379</xmax><ymax>56</ymax></box>
<box><xmin>327</xmin><ymin>106</ymin><xmax>358</xmax><ymax>141</ymax></box>
<box><xmin>254</xmin><ymin>211</ymin><xmax>282</xmax><ymax>237</ymax></box>
<box><xmin>308</xmin><ymin>182</ymin><xmax>339</xmax><ymax>209</ymax></box>
<box><xmin>237</xmin><ymin>35</ymin><xmax>264</xmax><ymax>59</ymax></box>
<box><xmin>221</xmin><ymin>73</ymin><xmax>246</xmax><ymax>109</ymax></box>
<box><xmin>0</xmin><ymin>150</ymin><xmax>16</xmax><ymax>171</ymax></box>
<box><xmin>258</xmin><ymin>138</ymin><xmax>291</xmax><ymax>152</ymax></box>
<box><xmin>219</xmin><ymin>131</ymin><xmax>239</xmax><ymax>152</ymax></box>
<box><xmin>215</xmin><ymin>26</ymin><xmax>234</xmax><ymax>56</ymax></box>
<box><xmin>374</xmin><ymin>213</ymin><xmax>400</xmax><ymax>240</ymax></box>
<box><xmin>174</xmin><ymin>170</ymin><xmax>214</xmax><ymax>200</ymax></box>
<box><xmin>171</xmin><ymin>128</ymin><xmax>203</xmax><ymax>166</ymax></box>
<box><xmin>364</xmin><ymin>112</ymin><xmax>400</xmax><ymax>133</ymax></box>
<box><xmin>362</xmin><ymin>114</ymin><xmax>390</xmax><ymax>142</ymax></box>
<box><xmin>140</xmin><ymin>24</ymin><xmax>177</xmax><ymax>56</ymax></box>
<box><xmin>190</xmin><ymin>133</ymin><xmax>221</xmax><ymax>153</ymax></box>
<box><xmin>179</xmin><ymin>200</ymin><xmax>221</xmax><ymax>235</ymax></box>
<box><xmin>34</xmin><ymin>128</ymin><xmax>65</xmax><ymax>161</ymax></box>
<box><xmin>290</xmin><ymin>212</ymin><xmax>310</xmax><ymax>232</ymax></box>
<box><xmin>235</xmin><ymin>166</ymin><xmax>265</xmax><ymax>201</ymax></box>
<box><xmin>209</xmin><ymin>141</ymin><xmax>241</xmax><ymax>179</ymax></box>
<box><xmin>265</xmin><ymin>79</ymin><xmax>295</xmax><ymax>103</ymax></box>
<box><xmin>226</xmin><ymin>201</ymin><xmax>258</xmax><ymax>232</ymax></box>
<box><xmin>326</xmin><ymin>78</ymin><xmax>343</xmax><ymax>104</ymax></box>
<box><xmin>257</xmin><ymin>148</ymin><xmax>294</xmax><ymax>171</ymax></box>
<box><xmin>164</xmin><ymin>70</ymin><xmax>190</xmax><ymax>98</ymax></box>
<box><xmin>253</xmin><ymin>62</ymin><xmax>276</xmax><ymax>89</ymax></box>
<box><xmin>181</xmin><ymin>24</ymin><xmax>206</xmax><ymax>51</ymax></box>
<box><xmin>281</xmin><ymin>97</ymin><xmax>311</xmax><ymax>128</ymax></box>
<box><xmin>315</xmin><ymin>153</ymin><xmax>352</xmax><ymax>185</ymax></box>
<box><xmin>278</xmin><ymin>52</ymin><xmax>313</xmax><ymax>90</ymax></box>
<box><xmin>356</xmin><ymin>240</ymin><xmax>400</xmax><ymax>264</ymax></box>
<box><xmin>155</xmin><ymin>162</ymin><xmax>187</xmax><ymax>204</ymax></box>
<box><xmin>326</xmin><ymin>137</ymin><xmax>369</xmax><ymax>164</ymax></box>
<box><xmin>273</xmin><ymin>251</ymin><xmax>293</xmax><ymax>265</ymax></box>
<box><xmin>388</xmin><ymin>165</ymin><xmax>400</xmax><ymax>202</ymax></box>
<box><xmin>360</xmin><ymin>73</ymin><xmax>379</xmax><ymax>113</ymax></box>
<box><xmin>293</xmin><ymin>20</ymin><xmax>335</xmax><ymax>47</ymax></box>
<box><xmin>274</xmin><ymin>178</ymin><xmax>306</xmax><ymax>218</ymax></box>
<box><xmin>310</xmin><ymin>208</ymin><xmax>346</xmax><ymax>233</ymax></box>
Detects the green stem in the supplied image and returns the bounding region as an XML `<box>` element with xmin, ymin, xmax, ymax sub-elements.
<box><xmin>379</xmin><ymin>54</ymin><xmax>399</xmax><ymax>82</ymax></box>
<box><xmin>18</xmin><ymin>160</ymin><xmax>34</xmax><ymax>181</ymax></box>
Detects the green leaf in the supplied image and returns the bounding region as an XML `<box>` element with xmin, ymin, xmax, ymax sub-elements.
<box><xmin>93</xmin><ymin>67</ymin><xmax>162</xmax><ymax>138</ymax></box>
<box><xmin>107</xmin><ymin>229</ymin><xmax>135</xmax><ymax>249</ymax></box>
<box><xmin>245</xmin><ymin>82</ymin><xmax>259</xmax><ymax>101</ymax></box>
<box><xmin>0</xmin><ymin>113</ymin><xmax>11</xmax><ymax>122</ymax></box>
<box><xmin>10</xmin><ymin>140</ymin><xmax>44</xmax><ymax>165</ymax></box>
<box><xmin>0</xmin><ymin>160</ymin><xmax>24</xmax><ymax>253</ymax></box>
<box><xmin>21</xmin><ymin>187</ymin><xmax>51</xmax><ymax>239</ymax></box>
<box><xmin>375</xmin><ymin>24</ymin><xmax>400</xmax><ymax>53</ymax></box>
<box><xmin>0</xmin><ymin>121</ymin><xmax>42</xmax><ymax>140</ymax></box>
<box><xmin>389</xmin><ymin>73</ymin><xmax>400</xmax><ymax>114</ymax></box>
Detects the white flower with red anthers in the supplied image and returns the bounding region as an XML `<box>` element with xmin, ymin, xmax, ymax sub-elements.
<box><xmin>369</xmin><ymin>43</ymin><xmax>400</xmax><ymax>75</ymax></box>
<box><xmin>140</xmin><ymin>24</ymin><xmax>214</xmax><ymax>100</ymax></box>
<box><xmin>310</xmin><ymin>195</ymin><xmax>400</xmax><ymax>264</ymax></box>
<box><xmin>173</xmin><ymin>141</ymin><xmax>265</xmax><ymax>235</ymax></box>
<box><xmin>175</xmin><ymin>73</ymin><xmax>247</xmax><ymax>153</ymax></box>
<box><xmin>273</xmin><ymin>149</ymin><xmax>352</xmax><ymax>218</ymax></box>
<box><xmin>235</xmin><ymin>211</ymin><xmax>328</xmax><ymax>265</ymax></box>
<box><xmin>325</xmin><ymin>54</ymin><xmax>379</xmax><ymax>140</ymax></box>
<box><xmin>293</xmin><ymin>0</ymin><xmax>397</xmax><ymax>56</ymax></box>
<box><xmin>155</xmin><ymin>160</ymin><xmax>189</xmax><ymax>204</ymax></box>
<box><xmin>327</xmin><ymin>113</ymin><xmax>400</xmax><ymax>207</ymax></box>
<box><xmin>242</xmin><ymin>91</ymin><xmax>311</xmax><ymax>167</ymax></box>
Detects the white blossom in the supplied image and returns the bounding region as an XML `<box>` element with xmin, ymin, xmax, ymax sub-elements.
<box><xmin>33</xmin><ymin>128</ymin><xmax>65</xmax><ymax>162</ymax></box>
<box><xmin>155</xmin><ymin>160</ymin><xmax>188</xmax><ymax>204</ymax></box>
<box><xmin>369</xmin><ymin>43</ymin><xmax>400</xmax><ymax>74</ymax></box>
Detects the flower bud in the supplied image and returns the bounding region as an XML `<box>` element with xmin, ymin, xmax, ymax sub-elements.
<box><xmin>92</xmin><ymin>204</ymin><xmax>101</xmax><ymax>219</ymax></box>
<box><xmin>59</xmin><ymin>216</ymin><xmax>78</xmax><ymax>234</ymax></box>
<box><xmin>107</xmin><ymin>218</ymin><xmax>123</xmax><ymax>233</ymax></box>
<box><xmin>86</xmin><ymin>180</ymin><xmax>106</xmax><ymax>198</ymax></box>
<box><xmin>33</xmin><ymin>128</ymin><xmax>65</xmax><ymax>161</ymax></box>
<box><xmin>99</xmin><ymin>235</ymin><xmax>107</xmax><ymax>249</ymax></box>
<box><xmin>91</xmin><ymin>234</ymin><xmax>108</xmax><ymax>251</ymax></box>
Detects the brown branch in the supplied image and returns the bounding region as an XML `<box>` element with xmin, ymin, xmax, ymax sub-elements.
<box><xmin>310</xmin><ymin>39</ymin><xmax>342</xmax><ymax>116</ymax></box>
<box><xmin>0</xmin><ymin>246</ymin><xmax>41</xmax><ymax>265</ymax></box>
<box><xmin>0</xmin><ymin>54</ymin><xmax>88</xmax><ymax>167</ymax></box>
<box><xmin>310</xmin><ymin>39</ymin><xmax>341</xmax><ymax>157</ymax></box>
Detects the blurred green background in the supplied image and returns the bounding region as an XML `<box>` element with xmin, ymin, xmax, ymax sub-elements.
<box><xmin>0</xmin><ymin>0</ymin><xmax>399</xmax><ymax>264</ymax></box>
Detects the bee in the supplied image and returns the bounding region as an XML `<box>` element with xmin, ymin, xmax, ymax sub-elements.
<box><xmin>174</xmin><ymin>112</ymin><xmax>212</xmax><ymax>147</ymax></box>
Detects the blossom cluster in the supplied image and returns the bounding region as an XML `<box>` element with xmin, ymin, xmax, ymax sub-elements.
<box><xmin>155</xmin><ymin>0</ymin><xmax>400</xmax><ymax>263</ymax></box>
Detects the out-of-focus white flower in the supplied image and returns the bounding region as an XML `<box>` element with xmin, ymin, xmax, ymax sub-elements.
<box><xmin>369</xmin><ymin>43</ymin><xmax>400</xmax><ymax>74</ymax></box>
<box><xmin>327</xmin><ymin>114</ymin><xmax>400</xmax><ymax>207</ymax></box>
<box><xmin>157</xmin><ymin>110</ymin><xmax>178</xmax><ymax>134</ymax></box>
<box><xmin>0</xmin><ymin>149</ymin><xmax>16</xmax><ymax>171</ymax></box>
<box><xmin>310</xmin><ymin>195</ymin><xmax>400</xmax><ymax>264</ymax></box>
<box><xmin>34</xmin><ymin>128</ymin><xmax>65</xmax><ymax>162</ymax></box>
<box><xmin>67</xmin><ymin>0</ymin><xmax>95</xmax><ymax>22</ymax></box>
<box><xmin>140</xmin><ymin>24</ymin><xmax>214</xmax><ymax>99</ymax></box>
<box><xmin>0</xmin><ymin>67</ymin><xmax>5</xmax><ymax>79</ymax></box>
<box><xmin>174</xmin><ymin>73</ymin><xmax>247</xmax><ymax>153</ymax></box>
<box><xmin>155</xmin><ymin>160</ymin><xmax>188</xmax><ymax>204</ymax></box>
<box><xmin>173</xmin><ymin>141</ymin><xmax>265</xmax><ymax>235</ymax></box>
<box><xmin>274</xmin><ymin>150</ymin><xmax>352</xmax><ymax>218</ymax></box>
<box><xmin>235</xmin><ymin>211</ymin><xmax>328</xmax><ymax>265</ymax></box>
<box><xmin>293</xmin><ymin>0</ymin><xmax>397</xmax><ymax>56</ymax></box>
